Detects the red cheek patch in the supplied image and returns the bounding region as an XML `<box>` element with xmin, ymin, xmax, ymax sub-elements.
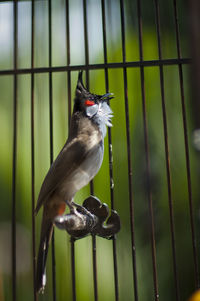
<box><xmin>85</xmin><ymin>99</ymin><xmax>95</xmax><ymax>106</ymax></box>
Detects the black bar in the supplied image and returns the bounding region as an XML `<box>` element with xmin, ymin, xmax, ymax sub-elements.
<box><xmin>101</xmin><ymin>1</ymin><xmax>119</xmax><ymax>300</ymax></box>
<box><xmin>153</xmin><ymin>0</ymin><xmax>180</xmax><ymax>299</ymax></box>
<box><xmin>65</xmin><ymin>0</ymin><xmax>71</xmax><ymax>127</ymax></box>
<box><xmin>48</xmin><ymin>0</ymin><xmax>57</xmax><ymax>299</ymax></box>
<box><xmin>71</xmin><ymin>238</ymin><xmax>77</xmax><ymax>301</ymax></box>
<box><xmin>82</xmin><ymin>0</ymin><xmax>93</xmax><ymax>194</ymax></box>
<box><xmin>65</xmin><ymin>1</ymin><xmax>76</xmax><ymax>300</ymax></box>
<box><xmin>67</xmin><ymin>71</ymin><xmax>71</xmax><ymax>128</ymax></box>
<box><xmin>82</xmin><ymin>0</ymin><xmax>97</xmax><ymax>299</ymax></box>
<box><xmin>12</xmin><ymin>1</ymin><xmax>18</xmax><ymax>300</ymax></box>
<box><xmin>0</xmin><ymin>58</ymin><xmax>191</xmax><ymax>76</ymax></box>
<box><xmin>136</xmin><ymin>0</ymin><xmax>159</xmax><ymax>300</ymax></box>
<box><xmin>66</xmin><ymin>0</ymin><xmax>70</xmax><ymax>67</ymax></box>
<box><xmin>119</xmin><ymin>0</ymin><xmax>139</xmax><ymax>300</ymax></box>
<box><xmin>172</xmin><ymin>0</ymin><xmax>200</xmax><ymax>288</ymax></box>
<box><xmin>188</xmin><ymin>0</ymin><xmax>200</xmax><ymax>129</ymax></box>
<box><xmin>31</xmin><ymin>0</ymin><xmax>37</xmax><ymax>300</ymax></box>
<box><xmin>48</xmin><ymin>0</ymin><xmax>53</xmax><ymax>163</ymax></box>
<box><xmin>83</xmin><ymin>0</ymin><xmax>89</xmax><ymax>84</ymax></box>
<box><xmin>91</xmin><ymin>236</ymin><xmax>98</xmax><ymax>301</ymax></box>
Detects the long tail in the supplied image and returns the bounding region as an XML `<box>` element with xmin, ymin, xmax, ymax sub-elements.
<box><xmin>36</xmin><ymin>214</ymin><xmax>53</xmax><ymax>293</ymax></box>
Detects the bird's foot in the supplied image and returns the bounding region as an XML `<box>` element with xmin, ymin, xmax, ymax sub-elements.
<box><xmin>71</xmin><ymin>201</ymin><xmax>92</xmax><ymax>216</ymax></box>
<box><xmin>54</xmin><ymin>196</ymin><xmax>121</xmax><ymax>240</ymax></box>
<box><xmin>54</xmin><ymin>200</ymin><xmax>97</xmax><ymax>239</ymax></box>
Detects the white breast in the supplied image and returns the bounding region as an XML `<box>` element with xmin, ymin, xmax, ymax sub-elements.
<box><xmin>59</xmin><ymin>140</ymin><xmax>104</xmax><ymax>201</ymax></box>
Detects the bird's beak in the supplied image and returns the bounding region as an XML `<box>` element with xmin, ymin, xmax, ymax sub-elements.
<box><xmin>100</xmin><ymin>93</ymin><xmax>114</xmax><ymax>102</ymax></box>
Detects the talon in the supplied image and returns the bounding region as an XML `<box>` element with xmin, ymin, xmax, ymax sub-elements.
<box><xmin>71</xmin><ymin>201</ymin><xmax>92</xmax><ymax>216</ymax></box>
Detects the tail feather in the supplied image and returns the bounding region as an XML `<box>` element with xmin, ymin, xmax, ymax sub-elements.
<box><xmin>36</xmin><ymin>221</ymin><xmax>53</xmax><ymax>293</ymax></box>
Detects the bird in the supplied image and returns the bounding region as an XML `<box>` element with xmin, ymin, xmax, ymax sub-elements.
<box><xmin>35</xmin><ymin>71</ymin><xmax>113</xmax><ymax>293</ymax></box>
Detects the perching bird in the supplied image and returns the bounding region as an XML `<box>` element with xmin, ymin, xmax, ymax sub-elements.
<box><xmin>35</xmin><ymin>71</ymin><xmax>113</xmax><ymax>293</ymax></box>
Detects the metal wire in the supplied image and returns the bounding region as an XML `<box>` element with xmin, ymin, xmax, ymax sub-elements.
<box><xmin>136</xmin><ymin>0</ymin><xmax>159</xmax><ymax>299</ymax></box>
<box><xmin>31</xmin><ymin>0</ymin><xmax>37</xmax><ymax>300</ymax></box>
<box><xmin>12</xmin><ymin>1</ymin><xmax>18</xmax><ymax>301</ymax></box>
<box><xmin>101</xmin><ymin>1</ymin><xmax>119</xmax><ymax>300</ymax></box>
<box><xmin>153</xmin><ymin>1</ymin><xmax>180</xmax><ymax>300</ymax></box>
<box><xmin>65</xmin><ymin>0</ymin><xmax>72</xmax><ymax>126</ymax></box>
<box><xmin>0</xmin><ymin>58</ymin><xmax>191</xmax><ymax>76</ymax></box>
<box><xmin>70</xmin><ymin>237</ymin><xmax>77</xmax><ymax>301</ymax></box>
<box><xmin>64</xmin><ymin>1</ymin><xmax>76</xmax><ymax>299</ymax></box>
<box><xmin>48</xmin><ymin>0</ymin><xmax>57</xmax><ymax>299</ymax></box>
<box><xmin>172</xmin><ymin>0</ymin><xmax>200</xmax><ymax>289</ymax></box>
<box><xmin>119</xmin><ymin>0</ymin><xmax>139</xmax><ymax>300</ymax></box>
<box><xmin>82</xmin><ymin>1</ymin><xmax>98</xmax><ymax>299</ymax></box>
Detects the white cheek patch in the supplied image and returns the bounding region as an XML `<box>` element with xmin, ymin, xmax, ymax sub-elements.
<box><xmin>86</xmin><ymin>104</ymin><xmax>99</xmax><ymax>117</ymax></box>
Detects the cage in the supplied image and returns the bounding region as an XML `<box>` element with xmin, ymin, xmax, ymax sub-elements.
<box><xmin>0</xmin><ymin>0</ymin><xmax>199</xmax><ymax>301</ymax></box>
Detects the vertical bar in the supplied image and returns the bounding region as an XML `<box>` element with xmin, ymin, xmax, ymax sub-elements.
<box><xmin>83</xmin><ymin>0</ymin><xmax>89</xmax><ymax>85</ymax></box>
<box><xmin>91</xmin><ymin>235</ymin><xmax>98</xmax><ymax>301</ymax></box>
<box><xmin>12</xmin><ymin>1</ymin><xmax>18</xmax><ymax>300</ymax></box>
<box><xmin>65</xmin><ymin>1</ymin><xmax>76</xmax><ymax>300</ymax></box>
<box><xmin>31</xmin><ymin>0</ymin><xmax>37</xmax><ymax>300</ymax></box>
<box><xmin>70</xmin><ymin>238</ymin><xmax>76</xmax><ymax>301</ymax></box>
<box><xmin>48</xmin><ymin>0</ymin><xmax>56</xmax><ymax>299</ymax></box>
<box><xmin>101</xmin><ymin>1</ymin><xmax>119</xmax><ymax>301</ymax></box>
<box><xmin>153</xmin><ymin>1</ymin><xmax>180</xmax><ymax>299</ymax></box>
<box><xmin>188</xmin><ymin>0</ymin><xmax>200</xmax><ymax>130</ymax></box>
<box><xmin>82</xmin><ymin>1</ymin><xmax>97</xmax><ymax>300</ymax></box>
<box><xmin>66</xmin><ymin>0</ymin><xmax>71</xmax><ymax>127</ymax></box>
<box><xmin>119</xmin><ymin>2</ymin><xmax>139</xmax><ymax>300</ymax></box>
<box><xmin>83</xmin><ymin>0</ymin><xmax>92</xmax><ymax>194</ymax></box>
<box><xmin>67</xmin><ymin>70</ymin><xmax>71</xmax><ymax>128</ymax></box>
<box><xmin>172</xmin><ymin>0</ymin><xmax>200</xmax><ymax>288</ymax></box>
<box><xmin>135</xmin><ymin>0</ymin><xmax>159</xmax><ymax>299</ymax></box>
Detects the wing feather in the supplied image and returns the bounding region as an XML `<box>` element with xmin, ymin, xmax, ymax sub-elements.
<box><xmin>35</xmin><ymin>139</ymin><xmax>88</xmax><ymax>214</ymax></box>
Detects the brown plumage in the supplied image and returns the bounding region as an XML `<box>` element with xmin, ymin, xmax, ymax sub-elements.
<box><xmin>35</xmin><ymin>71</ymin><xmax>113</xmax><ymax>293</ymax></box>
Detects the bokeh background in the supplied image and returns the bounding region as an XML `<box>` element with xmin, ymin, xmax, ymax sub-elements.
<box><xmin>0</xmin><ymin>0</ymin><xmax>199</xmax><ymax>300</ymax></box>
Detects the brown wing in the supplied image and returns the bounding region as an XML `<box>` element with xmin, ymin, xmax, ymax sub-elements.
<box><xmin>35</xmin><ymin>138</ymin><xmax>89</xmax><ymax>214</ymax></box>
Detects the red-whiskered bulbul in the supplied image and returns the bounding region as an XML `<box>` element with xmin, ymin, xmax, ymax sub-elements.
<box><xmin>35</xmin><ymin>71</ymin><xmax>113</xmax><ymax>293</ymax></box>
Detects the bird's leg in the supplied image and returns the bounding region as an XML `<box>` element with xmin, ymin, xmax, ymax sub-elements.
<box><xmin>54</xmin><ymin>200</ymin><xmax>98</xmax><ymax>239</ymax></box>
<box><xmin>69</xmin><ymin>200</ymin><xmax>92</xmax><ymax>216</ymax></box>
<box><xmin>65</xmin><ymin>199</ymin><xmax>96</xmax><ymax>225</ymax></box>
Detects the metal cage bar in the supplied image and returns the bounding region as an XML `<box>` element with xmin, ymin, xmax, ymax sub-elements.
<box><xmin>65</xmin><ymin>0</ymin><xmax>72</xmax><ymax>127</ymax></box>
<box><xmin>64</xmin><ymin>0</ymin><xmax>76</xmax><ymax>299</ymax></box>
<box><xmin>136</xmin><ymin>0</ymin><xmax>159</xmax><ymax>299</ymax></box>
<box><xmin>153</xmin><ymin>0</ymin><xmax>180</xmax><ymax>300</ymax></box>
<box><xmin>101</xmin><ymin>1</ymin><xmax>120</xmax><ymax>300</ymax></box>
<box><xmin>172</xmin><ymin>0</ymin><xmax>200</xmax><ymax>289</ymax></box>
<box><xmin>48</xmin><ymin>0</ymin><xmax>57</xmax><ymax>299</ymax></box>
<box><xmin>30</xmin><ymin>0</ymin><xmax>37</xmax><ymax>300</ymax></box>
<box><xmin>12</xmin><ymin>1</ymin><xmax>18</xmax><ymax>301</ymax></box>
<box><xmin>119</xmin><ymin>1</ymin><xmax>139</xmax><ymax>300</ymax></box>
<box><xmin>82</xmin><ymin>1</ymin><xmax>98</xmax><ymax>300</ymax></box>
<box><xmin>0</xmin><ymin>58</ymin><xmax>191</xmax><ymax>76</ymax></box>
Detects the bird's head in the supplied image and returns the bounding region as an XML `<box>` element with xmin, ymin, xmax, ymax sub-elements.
<box><xmin>74</xmin><ymin>71</ymin><xmax>114</xmax><ymax>128</ymax></box>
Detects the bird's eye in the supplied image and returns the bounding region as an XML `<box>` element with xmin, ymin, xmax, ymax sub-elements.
<box><xmin>85</xmin><ymin>99</ymin><xmax>95</xmax><ymax>106</ymax></box>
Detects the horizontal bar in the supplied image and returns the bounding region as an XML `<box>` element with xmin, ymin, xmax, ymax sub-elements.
<box><xmin>0</xmin><ymin>58</ymin><xmax>191</xmax><ymax>76</ymax></box>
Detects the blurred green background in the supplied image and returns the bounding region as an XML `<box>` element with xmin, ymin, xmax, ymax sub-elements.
<box><xmin>0</xmin><ymin>0</ymin><xmax>199</xmax><ymax>300</ymax></box>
